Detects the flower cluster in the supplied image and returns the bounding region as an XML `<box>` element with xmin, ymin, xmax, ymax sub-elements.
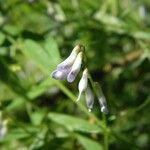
<box><xmin>51</xmin><ymin>45</ymin><xmax>82</xmax><ymax>82</ymax></box>
<box><xmin>51</xmin><ymin>45</ymin><xmax>108</xmax><ymax>113</ymax></box>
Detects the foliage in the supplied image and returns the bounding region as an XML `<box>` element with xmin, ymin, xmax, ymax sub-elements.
<box><xmin>0</xmin><ymin>0</ymin><xmax>150</xmax><ymax>149</ymax></box>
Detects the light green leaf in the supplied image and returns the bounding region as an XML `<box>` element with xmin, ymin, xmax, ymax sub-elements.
<box><xmin>76</xmin><ymin>134</ymin><xmax>103</xmax><ymax>150</ymax></box>
<box><xmin>132</xmin><ymin>31</ymin><xmax>150</xmax><ymax>40</ymax></box>
<box><xmin>30</xmin><ymin>111</ymin><xmax>45</xmax><ymax>126</ymax></box>
<box><xmin>23</xmin><ymin>38</ymin><xmax>60</xmax><ymax>74</ymax></box>
<box><xmin>48</xmin><ymin>113</ymin><xmax>102</xmax><ymax>133</ymax></box>
<box><xmin>3</xmin><ymin>25</ymin><xmax>21</xmax><ymax>36</ymax></box>
<box><xmin>23</xmin><ymin>39</ymin><xmax>50</xmax><ymax>74</ymax></box>
<box><xmin>43</xmin><ymin>36</ymin><xmax>60</xmax><ymax>68</ymax></box>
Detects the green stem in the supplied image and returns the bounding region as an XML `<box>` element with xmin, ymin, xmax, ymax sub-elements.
<box><xmin>103</xmin><ymin>114</ymin><xmax>109</xmax><ymax>150</ymax></box>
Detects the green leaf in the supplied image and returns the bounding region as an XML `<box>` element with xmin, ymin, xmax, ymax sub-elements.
<box><xmin>23</xmin><ymin>39</ymin><xmax>50</xmax><ymax>74</ymax></box>
<box><xmin>76</xmin><ymin>134</ymin><xmax>103</xmax><ymax>150</ymax></box>
<box><xmin>22</xmin><ymin>38</ymin><xmax>60</xmax><ymax>74</ymax></box>
<box><xmin>0</xmin><ymin>32</ymin><xmax>5</xmax><ymax>45</ymax></box>
<box><xmin>48</xmin><ymin>113</ymin><xmax>102</xmax><ymax>133</ymax></box>
<box><xmin>30</xmin><ymin>111</ymin><xmax>45</xmax><ymax>126</ymax></box>
<box><xmin>132</xmin><ymin>31</ymin><xmax>150</xmax><ymax>40</ymax></box>
<box><xmin>27</xmin><ymin>77</ymin><xmax>54</xmax><ymax>100</ymax></box>
<box><xmin>3</xmin><ymin>25</ymin><xmax>21</xmax><ymax>36</ymax></box>
<box><xmin>43</xmin><ymin>36</ymin><xmax>60</xmax><ymax>68</ymax></box>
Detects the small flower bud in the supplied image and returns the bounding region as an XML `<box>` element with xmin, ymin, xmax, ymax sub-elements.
<box><xmin>95</xmin><ymin>82</ymin><xmax>109</xmax><ymax>114</ymax></box>
<box><xmin>101</xmin><ymin>105</ymin><xmax>109</xmax><ymax>114</ymax></box>
<box><xmin>57</xmin><ymin>45</ymin><xmax>81</xmax><ymax>70</ymax></box>
<box><xmin>67</xmin><ymin>52</ymin><xmax>82</xmax><ymax>83</ymax></box>
<box><xmin>85</xmin><ymin>86</ymin><xmax>94</xmax><ymax>112</ymax></box>
<box><xmin>77</xmin><ymin>69</ymin><xmax>88</xmax><ymax>101</ymax></box>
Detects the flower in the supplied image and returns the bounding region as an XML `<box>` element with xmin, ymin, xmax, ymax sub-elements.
<box><xmin>57</xmin><ymin>44</ymin><xmax>81</xmax><ymax>70</ymax></box>
<box><xmin>51</xmin><ymin>44</ymin><xmax>82</xmax><ymax>81</ymax></box>
<box><xmin>95</xmin><ymin>82</ymin><xmax>109</xmax><ymax>114</ymax></box>
<box><xmin>77</xmin><ymin>68</ymin><xmax>88</xmax><ymax>101</ymax></box>
<box><xmin>85</xmin><ymin>86</ymin><xmax>94</xmax><ymax>112</ymax></box>
<box><xmin>67</xmin><ymin>52</ymin><xmax>82</xmax><ymax>83</ymax></box>
<box><xmin>50</xmin><ymin>45</ymin><xmax>108</xmax><ymax>113</ymax></box>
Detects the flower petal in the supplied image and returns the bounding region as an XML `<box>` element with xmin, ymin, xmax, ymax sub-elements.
<box><xmin>57</xmin><ymin>44</ymin><xmax>81</xmax><ymax>70</ymax></box>
<box><xmin>85</xmin><ymin>86</ymin><xmax>94</xmax><ymax>112</ymax></box>
<box><xmin>67</xmin><ymin>52</ymin><xmax>82</xmax><ymax>83</ymax></box>
<box><xmin>51</xmin><ymin>69</ymin><xmax>70</xmax><ymax>80</ymax></box>
<box><xmin>77</xmin><ymin>69</ymin><xmax>88</xmax><ymax>101</ymax></box>
<box><xmin>95</xmin><ymin>82</ymin><xmax>109</xmax><ymax>114</ymax></box>
<box><xmin>101</xmin><ymin>105</ymin><xmax>109</xmax><ymax>114</ymax></box>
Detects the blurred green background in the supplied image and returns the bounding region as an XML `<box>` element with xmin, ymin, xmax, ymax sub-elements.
<box><xmin>0</xmin><ymin>0</ymin><xmax>150</xmax><ymax>150</ymax></box>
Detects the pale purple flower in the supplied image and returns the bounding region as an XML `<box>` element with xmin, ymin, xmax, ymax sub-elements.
<box><xmin>85</xmin><ymin>86</ymin><xmax>94</xmax><ymax>112</ymax></box>
<box><xmin>57</xmin><ymin>45</ymin><xmax>81</xmax><ymax>70</ymax></box>
<box><xmin>51</xmin><ymin>45</ymin><xmax>82</xmax><ymax>81</ymax></box>
<box><xmin>77</xmin><ymin>69</ymin><xmax>88</xmax><ymax>101</ymax></box>
<box><xmin>67</xmin><ymin>52</ymin><xmax>82</xmax><ymax>83</ymax></box>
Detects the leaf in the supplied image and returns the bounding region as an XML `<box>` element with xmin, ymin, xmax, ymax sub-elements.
<box><xmin>76</xmin><ymin>134</ymin><xmax>103</xmax><ymax>150</ymax></box>
<box><xmin>43</xmin><ymin>36</ymin><xmax>60</xmax><ymax>68</ymax></box>
<box><xmin>48</xmin><ymin>113</ymin><xmax>102</xmax><ymax>133</ymax></box>
<box><xmin>0</xmin><ymin>32</ymin><xmax>5</xmax><ymax>45</ymax></box>
<box><xmin>22</xmin><ymin>38</ymin><xmax>60</xmax><ymax>74</ymax></box>
<box><xmin>3</xmin><ymin>25</ymin><xmax>21</xmax><ymax>36</ymax></box>
<box><xmin>132</xmin><ymin>31</ymin><xmax>150</xmax><ymax>40</ymax></box>
<box><xmin>30</xmin><ymin>111</ymin><xmax>45</xmax><ymax>126</ymax></box>
<box><xmin>3</xmin><ymin>127</ymin><xmax>37</xmax><ymax>142</ymax></box>
<box><xmin>27</xmin><ymin>77</ymin><xmax>54</xmax><ymax>100</ymax></box>
<box><xmin>23</xmin><ymin>39</ymin><xmax>50</xmax><ymax>74</ymax></box>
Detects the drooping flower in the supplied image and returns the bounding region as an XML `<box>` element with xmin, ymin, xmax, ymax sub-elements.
<box><xmin>77</xmin><ymin>68</ymin><xmax>88</xmax><ymax>101</ymax></box>
<box><xmin>57</xmin><ymin>44</ymin><xmax>81</xmax><ymax>70</ymax></box>
<box><xmin>85</xmin><ymin>86</ymin><xmax>94</xmax><ymax>112</ymax></box>
<box><xmin>95</xmin><ymin>82</ymin><xmax>109</xmax><ymax>114</ymax></box>
<box><xmin>67</xmin><ymin>52</ymin><xmax>83</xmax><ymax>83</ymax></box>
<box><xmin>50</xmin><ymin>45</ymin><xmax>108</xmax><ymax>113</ymax></box>
<box><xmin>51</xmin><ymin>44</ymin><xmax>82</xmax><ymax>81</ymax></box>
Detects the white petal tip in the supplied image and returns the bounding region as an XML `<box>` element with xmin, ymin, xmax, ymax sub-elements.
<box><xmin>88</xmin><ymin>108</ymin><xmax>92</xmax><ymax>112</ymax></box>
<box><xmin>101</xmin><ymin>106</ymin><xmax>109</xmax><ymax>114</ymax></box>
<box><xmin>76</xmin><ymin>92</ymin><xmax>82</xmax><ymax>102</ymax></box>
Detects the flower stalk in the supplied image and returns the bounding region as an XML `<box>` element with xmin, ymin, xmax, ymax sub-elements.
<box><xmin>51</xmin><ymin>44</ymin><xmax>109</xmax><ymax>149</ymax></box>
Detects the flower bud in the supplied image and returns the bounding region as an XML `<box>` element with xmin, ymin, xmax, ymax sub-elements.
<box><xmin>77</xmin><ymin>69</ymin><xmax>88</xmax><ymax>101</ymax></box>
<box><xmin>57</xmin><ymin>44</ymin><xmax>81</xmax><ymax>70</ymax></box>
<box><xmin>101</xmin><ymin>105</ymin><xmax>109</xmax><ymax>114</ymax></box>
<box><xmin>67</xmin><ymin>52</ymin><xmax>82</xmax><ymax>83</ymax></box>
<box><xmin>85</xmin><ymin>86</ymin><xmax>94</xmax><ymax>112</ymax></box>
<box><xmin>95</xmin><ymin>82</ymin><xmax>109</xmax><ymax>114</ymax></box>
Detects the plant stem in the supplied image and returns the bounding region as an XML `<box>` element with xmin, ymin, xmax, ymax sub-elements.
<box><xmin>103</xmin><ymin>114</ymin><xmax>109</xmax><ymax>150</ymax></box>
